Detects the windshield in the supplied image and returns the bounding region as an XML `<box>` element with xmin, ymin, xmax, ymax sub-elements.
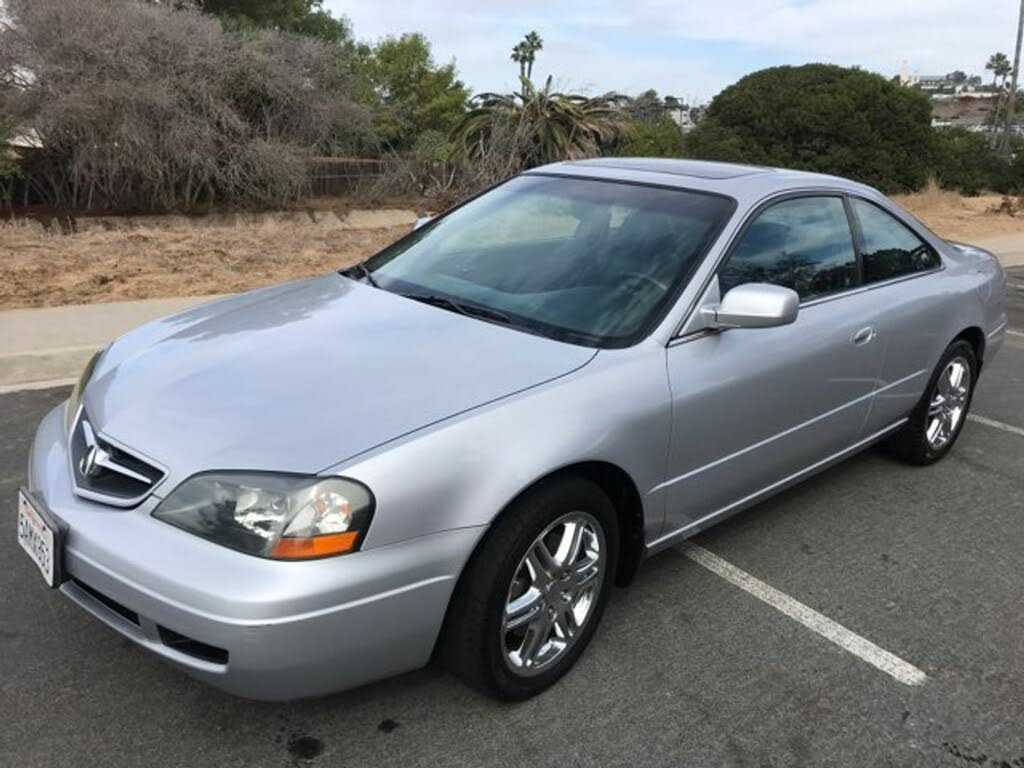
<box><xmin>362</xmin><ymin>174</ymin><xmax>735</xmax><ymax>347</ymax></box>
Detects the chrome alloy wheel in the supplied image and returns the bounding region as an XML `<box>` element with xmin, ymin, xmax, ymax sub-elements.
<box><xmin>927</xmin><ymin>356</ymin><xmax>971</xmax><ymax>450</ymax></box>
<box><xmin>501</xmin><ymin>512</ymin><xmax>606</xmax><ymax>677</ymax></box>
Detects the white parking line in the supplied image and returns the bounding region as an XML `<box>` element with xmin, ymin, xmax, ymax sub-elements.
<box><xmin>1007</xmin><ymin>329</ymin><xmax>1024</xmax><ymax>339</ymax></box>
<box><xmin>681</xmin><ymin>544</ymin><xmax>928</xmax><ymax>686</ymax></box>
<box><xmin>968</xmin><ymin>414</ymin><xmax>1024</xmax><ymax>438</ymax></box>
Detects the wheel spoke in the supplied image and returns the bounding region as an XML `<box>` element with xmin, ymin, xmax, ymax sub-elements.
<box><xmin>938</xmin><ymin>371</ymin><xmax>952</xmax><ymax>397</ymax></box>
<box><xmin>504</xmin><ymin>588</ymin><xmax>543</xmax><ymax>631</ymax></box>
<box><xmin>554</xmin><ymin>605</ymin><xmax>578</xmax><ymax>640</ymax></box>
<box><xmin>526</xmin><ymin>542</ymin><xmax>557</xmax><ymax>586</ymax></box>
<box><xmin>949</xmin><ymin>363</ymin><xmax>965</xmax><ymax>392</ymax></box>
<box><xmin>518</xmin><ymin>616</ymin><xmax>552</xmax><ymax>666</ymax></box>
<box><xmin>559</xmin><ymin>522</ymin><xmax>586</xmax><ymax>568</ymax></box>
<box><xmin>570</xmin><ymin>558</ymin><xmax>600</xmax><ymax>590</ymax></box>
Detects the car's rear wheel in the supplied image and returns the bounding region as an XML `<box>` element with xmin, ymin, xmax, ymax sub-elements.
<box><xmin>888</xmin><ymin>339</ymin><xmax>977</xmax><ymax>465</ymax></box>
<box><xmin>441</xmin><ymin>476</ymin><xmax>618</xmax><ymax>700</ymax></box>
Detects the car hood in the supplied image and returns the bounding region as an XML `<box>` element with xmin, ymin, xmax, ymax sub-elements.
<box><xmin>83</xmin><ymin>274</ymin><xmax>596</xmax><ymax>487</ymax></box>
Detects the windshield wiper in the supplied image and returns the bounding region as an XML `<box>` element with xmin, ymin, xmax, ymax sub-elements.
<box><xmin>400</xmin><ymin>293</ymin><xmax>513</xmax><ymax>325</ymax></box>
<box><xmin>343</xmin><ymin>261</ymin><xmax>380</xmax><ymax>288</ymax></box>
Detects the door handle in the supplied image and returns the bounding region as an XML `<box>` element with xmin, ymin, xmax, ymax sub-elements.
<box><xmin>852</xmin><ymin>326</ymin><xmax>876</xmax><ymax>345</ymax></box>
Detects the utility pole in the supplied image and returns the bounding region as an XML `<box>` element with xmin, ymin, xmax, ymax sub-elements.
<box><xmin>999</xmin><ymin>0</ymin><xmax>1024</xmax><ymax>156</ymax></box>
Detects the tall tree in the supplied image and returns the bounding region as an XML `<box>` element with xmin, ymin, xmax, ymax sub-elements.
<box><xmin>686</xmin><ymin>64</ymin><xmax>933</xmax><ymax>192</ymax></box>
<box><xmin>199</xmin><ymin>0</ymin><xmax>351</xmax><ymax>43</ymax></box>
<box><xmin>510</xmin><ymin>31</ymin><xmax>543</xmax><ymax>97</ymax></box>
<box><xmin>356</xmin><ymin>33</ymin><xmax>468</xmax><ymax>151</ymax></box>
<box><xmin>999</xmin><ymin>0</ymin><xmax>1024</xmax><ymax>156</ymax></box>
<box><xmin>986</xmin><ymin>52</ymin><xmax>1011</xmax><ymax>89</ymax></box>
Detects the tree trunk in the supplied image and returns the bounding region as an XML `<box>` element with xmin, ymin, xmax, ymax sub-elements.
<box><xmin>999</xmin><ymin>0</ymin><xmax>1024</xmax><ymax>156</ymax></box>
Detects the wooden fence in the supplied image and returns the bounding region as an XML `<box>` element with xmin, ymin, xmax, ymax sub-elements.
<box><xmin>305</xmin><ymin>157</ymin><xmax>385</xmax><ymax>196</ymax></box>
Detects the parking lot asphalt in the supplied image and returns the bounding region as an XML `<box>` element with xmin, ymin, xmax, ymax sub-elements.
<box><xmin>2</xmin><ymin>270</ymin><xmax>1022</xmax><ymax>768</ymax></box>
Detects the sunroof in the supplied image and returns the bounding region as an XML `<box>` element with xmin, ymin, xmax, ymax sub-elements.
<box><xmin>568</xmin><ymin>158</ymin><xmax>769</xmax><ymax>180</ymax></box>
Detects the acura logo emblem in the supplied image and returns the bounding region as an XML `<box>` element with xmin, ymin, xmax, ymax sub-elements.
<box><xmin>77</xmin><ymin>418</ymin><xmax>153</xmax><ymax>486</ymax></box>
<box><xmin>80</xmin><ymin>444</ymin><xmax>106</xmax><ymax>478</ymax></box>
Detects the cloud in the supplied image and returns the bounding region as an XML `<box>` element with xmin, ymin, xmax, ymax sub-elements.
<box><xmin>325</xmin><ymin>0</ymin><xmax>1019</xmax><ymax>101</ymax></box>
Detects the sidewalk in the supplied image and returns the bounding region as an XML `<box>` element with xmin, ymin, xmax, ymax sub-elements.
<box><xmin>1</xmin><ymin>236</ymin><xmax>1022</xmax><ymax>392</ymax></box>
<box><xmin>0</xmin><ymin>295</ymin><xmax>223</xmax><ymax>392</ymax></box>
<box><xmin>974</xmin><ymin>233</ymin><xmax>1024</xmax><ymax>268</ymax></box>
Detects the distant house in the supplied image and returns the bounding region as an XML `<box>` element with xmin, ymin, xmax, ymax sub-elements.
<box><xmin>897</xmin><ymin>64</ymin><xmax>986</xmax><ymax>96</ymax></box>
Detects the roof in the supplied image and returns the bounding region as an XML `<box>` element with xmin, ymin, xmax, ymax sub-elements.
<box><xmin>528</xmin><ymin>158</ymin><xmax>877</xmax><ymax>203</ymax></box>
<box><xmin>563</xmin><ymin>157</ymin><xmax>769</xmax><ymax>180</ymax></box>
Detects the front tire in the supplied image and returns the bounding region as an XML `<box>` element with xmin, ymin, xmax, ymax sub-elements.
<box><xmin>441</xmin><ymin>476</ymin><xmax>618</xmax><ymax>700</ymax></box>
<box><xmin>888</xmin><ymin>339</ymin><xmax>977</xmax><ymax>465</ymax></box>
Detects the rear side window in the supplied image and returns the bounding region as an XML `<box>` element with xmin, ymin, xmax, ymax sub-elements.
<box><xmin>851</xmin><ymin>199</ymin><xmax>941</xmax><ymax>283</ymax></box>
<box><xmin>718</xmin><ymin>196</ymin><xmax>858</xmax><ymax>300</ymax></box>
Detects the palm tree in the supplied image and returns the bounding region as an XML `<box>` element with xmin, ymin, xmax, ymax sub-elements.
<box><xmin>986</xmin><ymin>52</ymin><xmax>1011</xmax><ymax>90</ymax></box>
<box><xmin>452</xmin><ymin>76</ymin><xmax>635</xmax><ymax>168</ymax></box>
<box><xmin>986</xmin><ymin>52</ymin><xmax>1013</xmax><ymax>146</ymax></box>
<box><xmin>510</xmin><ymin>31</ymin><xmax>544</xmax><ymax>98</ymax></box>
<box><xmin>998</xmin><ymin>0</ymin><xmax>1023</xmax><ymax>156</ymax></box>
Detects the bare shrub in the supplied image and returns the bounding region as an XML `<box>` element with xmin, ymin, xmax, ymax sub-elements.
<box><xmin>0</xmin><ymin>0</ymin><xmax>371</xmax><ymax>211</ymax></box>
<box><xmin>986</xmin><ymin>195</ymin><xmax>1024</xmax><ymax>216</ymax></box>
<box><xmin>367</xmin><ymin>118</ymin><xmax>536</xmax><ymax>209</ymax></box>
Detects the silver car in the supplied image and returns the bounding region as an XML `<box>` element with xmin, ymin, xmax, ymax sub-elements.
<box><xmin>18</xmin><ymin>159</ymin><xmax>1008</xmax><ymax>701</ymax></box>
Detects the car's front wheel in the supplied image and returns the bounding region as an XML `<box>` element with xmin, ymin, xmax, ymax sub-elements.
<box><xmin>441</xmin><ymin>476</ymin><xmax>618</xmax><ymax>700</ymax></box>
<box><xmin>889</xmin><ymin>339</ymin><xmax>977</xmax><ymax>465</ymax></box>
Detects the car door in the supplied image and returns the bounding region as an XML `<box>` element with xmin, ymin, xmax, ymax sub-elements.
<box><xmin>844</xmin><ymin>197</ymin><xmax>948</xmax><ymax>432</ymax></box>
<box><xmin>659</xmin><ymin>194</ymin><xmax>886</xmax><ymax>538</ymax></box>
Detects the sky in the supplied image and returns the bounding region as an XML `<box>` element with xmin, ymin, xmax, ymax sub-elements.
<box><xmin>325</xmin><ymin>0</ymin><xmax>1019</xmax><ymax>103</ymax></box>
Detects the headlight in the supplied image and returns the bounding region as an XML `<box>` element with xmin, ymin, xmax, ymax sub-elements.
<box><xmin>153</xmin><ymin>473</ymin><xmax>374</xmax><ymax>560</ymax></box>
<box><xmin>65</xmin><ymin>347</ymin><xmax>106</xmax><ymax>433</ymax></box>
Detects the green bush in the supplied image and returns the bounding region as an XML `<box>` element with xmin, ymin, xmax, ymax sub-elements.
<box><xmin>928</xmin><ymin>128</ymin><xmax>1013</xmax><ymax>195</ymax></box>
<box><xmin>615</xmin><ymin>115</ymin><xmax>684</xmax><ymax>158</ymax></box>
<box><xmin>686</xmin><ymin>64</ymin><xmax>933</xmax><ymax>192</ymax></box>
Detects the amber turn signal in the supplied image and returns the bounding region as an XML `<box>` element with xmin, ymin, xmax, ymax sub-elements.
<box><xmin>270</xmin><ymin>531</ymin><xmax>359</xmax><ymax>559</ymax></box>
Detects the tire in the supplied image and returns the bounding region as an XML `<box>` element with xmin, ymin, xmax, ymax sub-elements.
<box><xmin>440</xmin><ymin>475</ymin><xmax>619</xmax><ymax>700</ymax></box>
<box><xmin>887</xmin><ymin>339</ymin><xmax>977</xmax><ymax>465</ymax></box>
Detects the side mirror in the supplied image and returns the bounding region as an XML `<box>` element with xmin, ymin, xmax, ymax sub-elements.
<box><xmin>701</xmin><ymin>283</ymin><xmax>799</xmax><ymax>330</ymax></box>
<box><xmin>412</xmin><ymin>216</ymin><xmax>433</xmax><ymax>231</ymax></box>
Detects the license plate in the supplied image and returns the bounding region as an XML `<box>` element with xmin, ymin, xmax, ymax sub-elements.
<box><xmin>17</xmin><ymin>489</ymin><xmax>63</xmax><ymax>587</ymax></box>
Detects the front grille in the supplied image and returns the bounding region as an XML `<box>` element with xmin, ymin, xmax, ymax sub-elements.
<box><xmin>69</xmin><ymin>409</ymin><xmax>164</xmax><ymax>507</ymax></box>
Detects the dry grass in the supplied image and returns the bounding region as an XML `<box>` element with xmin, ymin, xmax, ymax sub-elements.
<box><xmin>1</xmin><ymin>184</ymin><xmax>1022</xmax><ymax>311</ymax></box>
<box><xmin>891</xmin><ymin>181</ymin><xmax>1024</xmax><ymax>241</ymax></box>
<box><xmin>0</xmin><ymin>208</ymin><xmax>414</xmax><ymax>309</ymax></box>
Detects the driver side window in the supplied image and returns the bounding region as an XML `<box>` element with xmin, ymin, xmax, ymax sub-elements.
<box><xmin>718</xmin><ymin>196</ymin><xmax>858</xmax><ymax>301</ymax></box>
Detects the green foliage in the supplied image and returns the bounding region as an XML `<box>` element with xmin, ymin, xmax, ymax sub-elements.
<box><xmin>452</xmin><ymin>76</ymin><xmax>635</xmax><ymax>168</ymax></box>
<box><xmin>686</xmin><ymin>64</ymin><xmax>933</xmax><ymax>192</ymax></box>
<box><xmin>986</xmin><ymin>52</ymin><xmax>1012</xmax><ymax>85</ymax></box>
<box><xmin>930</xmin><ymin>128</ymin><xmax>1024</xmax><ymax>195</ymax></box>
<box><xmin>615</xmin><ymin>115</ymin><xmax>684</xmax><ymax>157</ymax></box>
<box><xmin>511</xmin><ymin>31</ymin><xmax>543</xmax><ymax>92</ymax></box>
<box><xmin>357</xmin><ymin>33</ymin><xmax>468</xmax><ymax>152</ymax></box>
<box><xmin>200</xmin><ymin>0</ymin><xmax>350</xmax><ymax>43</ymax></box>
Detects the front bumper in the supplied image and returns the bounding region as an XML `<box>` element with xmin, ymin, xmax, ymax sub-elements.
<box><xmin>27</xmin><ymin>403</ymin><xmax>484</xmax><ymax>700</ymax></box>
